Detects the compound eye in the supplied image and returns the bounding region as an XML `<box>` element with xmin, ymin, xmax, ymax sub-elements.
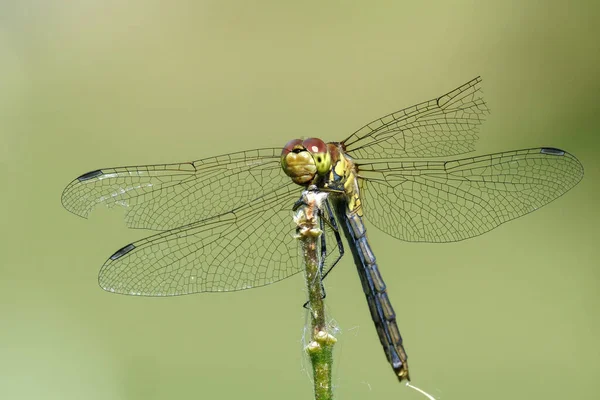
<box><xmin>281</xmin><ymin>139</ymin><xmax>303</xmax><ymax>157</ymax></box>
<box><xmin>302</xmin><ymin>138</ymin><xmax>331</xmax><ymax>176</ymax></box>
<box><xmin>302</xmin><ymin>138</ymin><xmax>327</xmax><ymax>155</ymax></box>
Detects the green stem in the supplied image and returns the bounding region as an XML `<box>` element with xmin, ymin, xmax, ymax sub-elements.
<box><xmin>295</xmin><ymin>190</ymin><xmax>336</xmax><ymax>400</ymax></box>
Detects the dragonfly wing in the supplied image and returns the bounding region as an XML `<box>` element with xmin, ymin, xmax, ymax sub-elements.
<box><xmin>61</xmin><ymin>148</ymin><xmax>287</xmax><ymax>230</ymax></box>
<box><xmin>342</xmin><ymin>77</ymin><xmax>489</xmax><ymax>159</ymax></box>
<box><xmin>98</xmin><ymin>184</ymin><xmax>310</xmax><ymax>295</ymax></box>
<box><xmin>357</xmin><ymin>148</ymin><xmax>584</xmax><ymax>242</ymax></box>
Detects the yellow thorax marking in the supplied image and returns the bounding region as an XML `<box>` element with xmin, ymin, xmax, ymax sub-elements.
<box><xmin>331</xmin><ymin>150</ymin><xmax>363</xmax><ymax>217</ymax></box>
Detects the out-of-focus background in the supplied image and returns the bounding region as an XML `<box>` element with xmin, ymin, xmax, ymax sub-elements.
<box><xmin>1</xmin><ymin>1</ymin><xmax>598</xmax><ymax>399</ymax></box>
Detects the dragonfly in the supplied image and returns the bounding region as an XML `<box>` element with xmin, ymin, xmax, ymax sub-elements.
<box><xmin>61</xmin><ymin>77</ymin><xmax>584</xmax><ymax>382</ymax></box>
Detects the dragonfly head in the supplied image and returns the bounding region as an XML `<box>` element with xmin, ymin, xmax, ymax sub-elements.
<box><xmin>281</xmin><ymin>138</ymin><xmax>332</xmax><ymax>185</ymax></box>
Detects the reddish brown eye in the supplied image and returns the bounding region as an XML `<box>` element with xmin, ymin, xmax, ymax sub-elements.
<box><xmin>302</xmin><ymin>138</ymin><xmax>327</xmax><ymax>155</ymax></box>
<box><xmin>281</xmin><ymin>139</ymin><xmax>303</xmax><ymax>157</ymax></box>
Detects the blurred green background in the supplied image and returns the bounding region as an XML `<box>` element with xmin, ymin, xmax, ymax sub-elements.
<box><xmin>1</xmin><ymin>1</ymin><xmax>599</xmax><ymax>399</ymax></box>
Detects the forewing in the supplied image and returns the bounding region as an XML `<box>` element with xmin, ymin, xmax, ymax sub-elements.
<box><xmin>61</xmin><ymin>148</ymin><xmax>288</xmax><ymax>230</ymax></box>
<box><xmin>98</xmin><ymin>184</ymin><xmax>306</xmax><ymax>295</ymax></box>
<box><xmin>358</xmin><ymin>148</ymin><xmax>583</xmax><ymax>242</ymax></box>
<box><xmin>342</xmin><ymin>77</ymin><xmax>489</xmax><ymax>159</ymax></box>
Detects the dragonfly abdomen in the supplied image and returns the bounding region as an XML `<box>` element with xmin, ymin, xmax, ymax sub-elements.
<box><xmin>332</xmin><ymin>198</ymin><xmax>410</xmax><ymax>381</ymax></box>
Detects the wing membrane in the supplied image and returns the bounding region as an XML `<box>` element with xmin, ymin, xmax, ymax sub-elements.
<box><xmin>342</xmin><ymin>77</ymin><xmax>489</xmax><ymax>159</ymax></box>
<box><xmin>98</xmin><ymin>185</ymin><xmax>305</xmax><ymax>295</ymax></box>
<box><xmin>357</xmin><ymin>148</ymin><xmax>583</xmax><ymax>242</ymax></box>
<box><xmin>61</xmin><ymin>148</ymin><xmax>288</xmax><ymax>230</ymax></box>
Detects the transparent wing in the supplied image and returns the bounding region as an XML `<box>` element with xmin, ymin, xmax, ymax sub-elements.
<box><xmin>342</xmin><ymin>77</ymin><xmax>489</xmax><ymax>159</ymax></box>
<box><xmin>357</xmin><ymin>148</ymin><xmax>584</xmax><ymax>242</ymax></box>
<box><xmin>61</xmin><ymin>148</ymin><xmax>288</xmax><ymax>230</ymax></box>
<box><xmin>99</xmin><ymin>185</ymin><xmax>295</xmax><ymax>295</ymax></box>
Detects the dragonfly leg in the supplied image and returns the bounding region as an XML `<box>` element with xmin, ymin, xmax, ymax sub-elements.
<box><xmin>321</xmin><ymin>199</ymin><xmax>344</xmax><ymax>283</ymax></box>
<box><xmin>317</xmin><ymin>210</ymin><xmax>329</xmax><ymax>299</ymax></box>
<box><xmin>292</xmin><ymin>197</ymin><xmax>307</xmax><ymax>212</ymax></box>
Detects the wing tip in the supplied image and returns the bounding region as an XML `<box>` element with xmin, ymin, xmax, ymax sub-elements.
<box><xmin>61</xmin><ymin>170</ymin><xmax>104</xmax><ymax>218</ymax></box>
<box><xmin>97</xmin><ymin>244</ymin><xmax>137</xmax><ymax>294</ymax></box>
<box><xmin>60</xmin><ymin>187</ymin><xmax>91</xmax><ymax>219</ymax></box>
<box><xmin>539</xmin><ymin>147</ymin><xmax>585</xmax><ymax>181</ymax></box>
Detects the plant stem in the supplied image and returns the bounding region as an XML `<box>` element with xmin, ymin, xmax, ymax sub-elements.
<box><xmin>294</xmin><ymin>189</ymin><xmax>336</xmax><ymax>400</ymax></box>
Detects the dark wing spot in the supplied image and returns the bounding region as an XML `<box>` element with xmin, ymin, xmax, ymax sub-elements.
<box><xmin>77</xmin><ymin>169</ymin><xmax>103</xmax><ymax>181</ymax></box>
<box><xmin>109</xmin><ymin>243</ymin><xmax>136</xmax><ymax>260</ymax></box>
<box><xmin>540</xmin><ymin>148</ymin><xmax>565</xmax><ymax>156</ymax></box>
